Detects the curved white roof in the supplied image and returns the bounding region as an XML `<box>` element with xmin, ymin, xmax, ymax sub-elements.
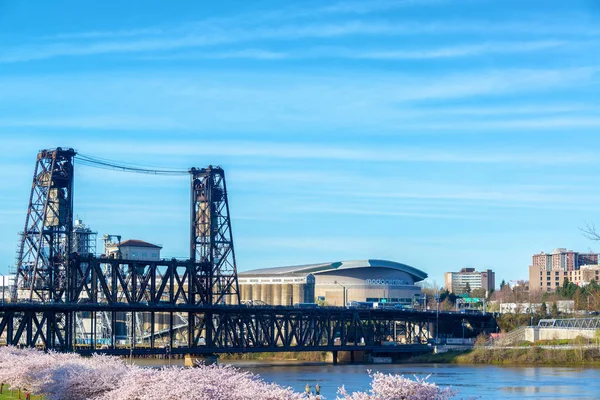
<box><xmin>239</xmin><ymin>259</ymin><xmax>427</xmax><ymax>282</ymax></box>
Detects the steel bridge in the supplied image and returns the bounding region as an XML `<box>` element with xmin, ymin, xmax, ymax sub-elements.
<box><xmin>538</xmin><ymin>318</ymin><xmax>600</xmax><ymax>330</ymax></box>
<box><xmin>0</xmin><ymin>302</ymin><xmax>495</xmax><ymax>356</ymax></box>
<box><xmin>0</xmin><ymin>147</ymin><xmax>497</xmax><ymax>357</ymax></box>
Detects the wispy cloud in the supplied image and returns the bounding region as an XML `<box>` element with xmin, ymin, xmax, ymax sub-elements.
<box><xmin>38</xmin><ymin>0</ymin><xmax>447</xmax><ymax>41</ymax></box>
<box><xmin>3</xmin><ymin>16</ymin><xmax>599</xmax><ymax>64</ymax></box>
<box><xmin>0</xmin><ymin>115</ymin><xmax>183</xmax><ymax>130</ymax></box>
<box><xmin>137</xmin><ymin>40</ymin><xmax>573</xmax><ymax>61</ymax></box>
<box><xmin>0</xmin><ymin>66</ymin><xmax>596</xmax><ymax>137</ymax></box>
<box><xmin>58</xmin><ymin>140</ymin><xmax>598</xmax><ymax>166</ymax></box>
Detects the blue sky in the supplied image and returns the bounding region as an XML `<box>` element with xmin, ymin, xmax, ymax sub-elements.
<box><xmin>1</xmin><ymin>0</ymin><xmax>600</xmax><ymax>287</ymax></box>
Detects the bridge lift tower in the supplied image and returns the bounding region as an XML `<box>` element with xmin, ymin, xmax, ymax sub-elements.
<box><xmin>12</xmin><ymin>148</ymin><xmax>76</xmax><ymax>302</ymax></box>
<box><xmin>11</xmin><ymin>148</ymin><xmax>240</xmax><ymax>306</ymax></box>
<box><xmin>190</xmin><ymin>166</ymin><xmax>240</xmax><ymax>305</ymax></box>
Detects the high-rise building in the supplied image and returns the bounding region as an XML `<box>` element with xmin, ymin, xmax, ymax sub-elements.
<box><xmin>532</xmin><ymin>248</ymin><xmax>598</xmax><ymax>272</ymax></box>
<box><xmin>529</xmin><ymin>248</ymin><xmax>600</xmax><ymax>292</ymax></box>
<box><xmin>444</xmin><ymin>268</ymin><xmax>495</xmax><ymax>294</ymax></box>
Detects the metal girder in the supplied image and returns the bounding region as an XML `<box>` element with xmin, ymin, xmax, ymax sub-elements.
<box><xmin>0</xmin><ymin>303</ymin><xmax>496</xmax><ymax>354</ymax></box>
<box><xmin>190</xmin><ymin>167</ymin><xmax>240</xmax><ymax>306</ymax></box>
<box><xmin>538</xmin><ymin>318</ymin><xmax>600</xmax><ymax>329</ymax></box>
<box><xmin>12</xmin><ymin>148</ymin><xmax>76</xmax><ymax>302</ymax></box>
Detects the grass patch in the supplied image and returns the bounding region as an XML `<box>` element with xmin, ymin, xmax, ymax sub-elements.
<box><xmin>220</xmin><ymin>351</ymin><xmax>329</xmax><ymax>362</ymax></box>
<box><xmin>0</xmin><ymin>388</ymin><xmax>44</xmax><ymax>399</ymax></box>
<box><xmin>453</xmin><ymin>347</ymin><xmax>600</xmax><ymax>365</ymax></box>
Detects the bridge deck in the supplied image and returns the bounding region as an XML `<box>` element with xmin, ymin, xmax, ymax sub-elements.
<box><xmin>0</xmin><ymin>302</ymin><xmax>495</xmax><ymax>355</ymax></box>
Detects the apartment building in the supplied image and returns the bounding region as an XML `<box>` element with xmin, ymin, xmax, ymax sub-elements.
<box><xmin>529</xmin><ymin>248</ymin><xmax>600</xmax><ymax>292</ymax></box>
<box><xmin>444</xmin><ymin>268</ymin><xmax>495</xmax><ymax>294</ymax></box>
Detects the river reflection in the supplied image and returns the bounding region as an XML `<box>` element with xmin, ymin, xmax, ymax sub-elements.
<box><xmin>224</xmin><ymin>362</ymin><xmax>600</xmax><ymax>399</ymax></box>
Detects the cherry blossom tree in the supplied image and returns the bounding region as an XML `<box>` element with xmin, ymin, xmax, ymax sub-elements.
<box><xmin>0</xmin><ymin>347</ymin><xmax>458</xmax><ymax>400</ymax></box>
<box><xmin>338</xmin><ymin>371</ymin><xmax>456</xmax><ymax>400</ymax></box>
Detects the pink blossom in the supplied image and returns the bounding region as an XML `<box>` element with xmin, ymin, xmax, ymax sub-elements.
<box><xmin>337</xmin><ymin>370</ymin><xmax>457</xmax><ymax>400</ymax></box>
<box><xmin>0</xmin><ymin>347</ymin><xmax>458</xmax><ymax>400</ymax></box>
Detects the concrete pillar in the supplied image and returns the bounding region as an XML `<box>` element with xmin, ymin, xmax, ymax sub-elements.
<box><xmin>332</xmin><ymin>351</ymin><xmax>338</xmax><ymax>365</ymax></box>
<box><xmin>273</xmin><ymin>284</ymin><xmax>282</xmax><ymax>306</ymax></box>
<box><xmin>246</xmin><ymin>284</ymin><xmax>253</xmax><ymax>301</ymax></box>
<box><xmin>282</xmin><ymin>284</ymin><xmax>292</xmax><ymax>306</ymax></box>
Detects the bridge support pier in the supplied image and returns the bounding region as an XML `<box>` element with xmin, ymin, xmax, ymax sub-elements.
<box><xmin>350</xmin><ymin>351</ymin><xmax>355</xmax><ymax>363</ymax></box>
<box><xmin>332</xmin><ymin>351</ymin><xmax>338</xmax><ymax>365</ymax></box>
<box><xmin>184</xmin><ymin>354</ymin><xmax>218</xmax><ymax>367</ymax></box>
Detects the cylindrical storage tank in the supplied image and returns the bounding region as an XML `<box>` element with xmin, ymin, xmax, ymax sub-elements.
<box><xmin>272</xmin><ymin>284</ymin><xmax>282</xmax><ymax>306</ymax></box>
<box><xmin>292</xmin><ymin>283</ymin><xmax>305</xmax><ymax>304</ymax></box>
<box><xmin>260</xmin><ymin>284</ymin><xmax>269</xmax><ymax>303</ymax></box>
<box><xmin>239</xmin><ymin>284</ymin><xmax>247</xmax><ymax>301</ymax></box>
<box><xmin>264</xmin><ymin>284</ymin><xmax>273</xmax><ymax>305</ymax></box>
<box><xmin>282</xmin><ymin>284</ymin><xmax>292</xmax><ymax>306</ymax></box>
<box><xmin>253</xmin><ymin>284</ymin><xmax>261</xmax><ymax>302</ymax></box>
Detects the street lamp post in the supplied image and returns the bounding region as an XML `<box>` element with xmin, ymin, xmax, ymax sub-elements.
<box><xmin>166</xmin><ymin>343</ymin><xmax>171</xmax><ymax>367</ymax></box>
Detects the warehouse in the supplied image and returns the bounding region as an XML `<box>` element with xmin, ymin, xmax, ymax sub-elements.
<box><xmin>237</xmin><ymin>259</ymin><xmax>427</xmax><ymax>307</ymax></box>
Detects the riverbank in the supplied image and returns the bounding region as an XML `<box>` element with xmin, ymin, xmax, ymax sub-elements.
<box><xmin>220</xmin><ymin>351</ymin><xmax>330</xmax><ymax>362</ymax></box>
<box><xmin>407</xmin><ymin>346</ymin><xmax>600</xmax><ymax>365</ymax></box>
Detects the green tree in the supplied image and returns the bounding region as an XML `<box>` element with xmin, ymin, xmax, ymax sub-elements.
<box><xmin>465</xmin><ymin>282</ymin><xmax>472</xmax><ymax>295</ymax></box>
<box><xmin>574</xmin><ymin>288</ymin><xmax>587</xmax><ymax>310</ymax></box>
<box><xmin>540</xmin><ymin>301</ymin><xmax>548</xmax><ymax>316</ymax></box>
<box><xmin>471</xmin><ymin>288</ymin><xmax>487</xmax><ymax>299</ymax></box>
<box><xmin>500</xmin><ymin>280</ymin><xmax>507</xmax><ymax>290</ymax></box>
<box><xmin>550</xmin><ymin>302</ymin><xmax>559</xmax><ymax>318</ymax></box>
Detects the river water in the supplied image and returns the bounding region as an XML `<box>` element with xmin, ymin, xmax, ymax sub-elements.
<box><xmin>133</xmin><ymin>359</ymin><xmax>600</xmax><ymax>398</ymax></box>
<box><xmin>226</xmin><ymin>362</ymin><xmax>600</xmax><ymax>399</ymax></box>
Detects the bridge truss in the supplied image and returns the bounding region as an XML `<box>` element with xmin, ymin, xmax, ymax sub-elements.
<box><xmin>538</xmin><ymin>318</ymin><xmax>600</xmax><ymax>329</ymax></box>
<box><xmin>0</xmin><ymin>303</ymin><xmax>495</xmax><ymax>355</ymax></box>
<box><xmin>1</xmin><ymin>147</ymin><xmax>496</xmax><ymax>355</ymax></box>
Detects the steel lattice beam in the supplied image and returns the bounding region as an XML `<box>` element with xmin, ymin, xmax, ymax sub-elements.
<box><xmin>12</xmin><ymin>148</ymin><xmax>76</xmax><ymax>303</ymax></box>
<box><xmin>190</xmin><ymin>166</ymin><xmax>240</xmax><ymax>306</ymax></box>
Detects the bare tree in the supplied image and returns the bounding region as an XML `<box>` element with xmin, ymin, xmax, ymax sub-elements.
<box><xmin>580</xmin><ymin>222</ymin><xmax>600</xmax><ymax>241</ymax></box>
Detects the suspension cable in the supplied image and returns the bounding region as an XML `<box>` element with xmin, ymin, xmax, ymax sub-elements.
<box><xmin>75</xmin><ymin>153</ymin><xmax>190</xmax><ymax>175</ymax></box>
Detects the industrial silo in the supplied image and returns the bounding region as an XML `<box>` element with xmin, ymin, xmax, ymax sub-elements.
<box><xmin>272</xmin><ymin>284</ymin><xmax>282</xmax><ymax>305</ymax></box>
<box><xmin>263</xmin><ymin>284</ymin><xmax>273</xmax><ymax>305</ymax></box>
<box><xmin>253</xmin><ymin>284</ymin><xmax>262</xmax><ymax>302</ymax></box>
<box><xmin>293</xmin><ymin>283</ymin><xmax>305</xmax><ymax>304</ymax></box>
<box><xmin>260</xmin><ymin>284</ymin><xmax>269</xmax><ymax>303</ymax></box>
<box><xmin>282</xmin><ymin>284</ymin><xmax>292</xmax><ymax>306</ymax></box>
